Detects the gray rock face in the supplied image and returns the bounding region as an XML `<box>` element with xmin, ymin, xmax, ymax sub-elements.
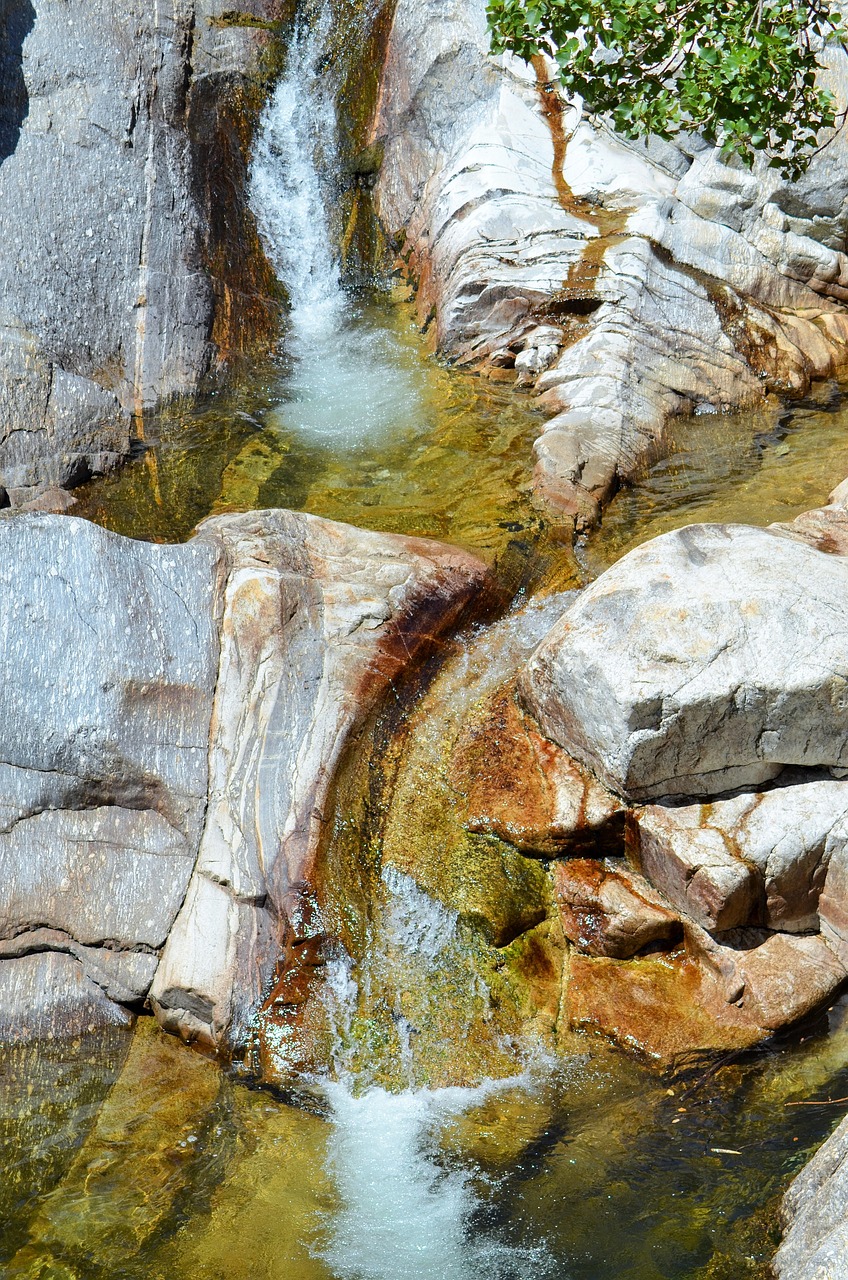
<box><xmin>0</xmin><ymin>513</ymin><xmax>221</xmax><ymax>1034</ymax></box>
<box><xmin>775</xmin><ymin>1113</ymin><xmax>848</xmax><ymax>1279</ymax></box>
<box><xmin>0</xmin><ymin>510</ymin><xmax>489</xmax><ymax>1046</ymax></box>
<box><xmin>0</xmin><ymin>0</ymin><xmax>280</xmax><ymax>504</ymax></box>
<box><xmin>152</xmin><ymin>510</ymin><xmax>491</xmax><ymax>1049</ymax></box>
<box><xmin>373</xmin><ymin>0</ymin><xmax>848</xmax><ymax>525</ymax></box>
<box><xmin>521</xmin><ymin>524</ymin><xmax>848</xmax><ymax>801</ymax></box>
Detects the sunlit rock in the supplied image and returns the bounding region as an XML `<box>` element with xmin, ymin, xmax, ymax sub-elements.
<box><xmin>450</xmin><ymin>682</ymin><xmax>623</xmax><ymax>857</ymax></box>
<box><xmin>0</xmin><ymin>513</ymin><xmax>220</xmax><ymax>1036</ymax></box>
<box><xmin>776</xmin><ymin>1112</ymin><xmax>848</xmax><ymax>1280</ymax></box>
<box><xmin>553</xmin><ymin>858</ymin><xmax>681</xmax><ymax>959</ymax></box>
<box><xmin>373</xmin><ymin>0</ymin><xmax>848</xmax><ymax>526</ymax></box>
<box><xmin>152</xmin><ymin>509</ymin><xmax>492</xmax><ymax>1051</ymax></box>
<box><xmin>634</xmin><ymin>777</ymin><xmax>848</xmax><ymax>934</ymax></box>
<box><xmin>522</xmin><ymin>524</ymin><xmax>848</xmax><ymax>800</ymax></box>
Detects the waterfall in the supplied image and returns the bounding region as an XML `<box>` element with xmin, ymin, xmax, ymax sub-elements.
<box><xmin>249</xmin><ymin>3</ymin><xmax>345</xmax><ymax>347</ymax></box>
<box><xmin>248</xmin><ymin>4</ymin><xmax>427</xmax><ymax>449</ymax></box>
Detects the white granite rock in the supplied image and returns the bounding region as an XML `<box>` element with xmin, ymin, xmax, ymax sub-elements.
<box><xmin>373</xmin><ymin>0</ymin><xmax>848</xmax><ymax>525</ymax></box>
<box><xmin>522</xmin><ymin>524</ymin><xmax>848</xmax><ymax>800</ymax></box>
<box><xmin>151</xmin><ymin>510</ymin><xmax>491</xmax><ymax>1049</ymax></box>
<box><xmin>635</xmin><ymin>776</ymin><xmax>848</xmax><ymax>933</ymax></box>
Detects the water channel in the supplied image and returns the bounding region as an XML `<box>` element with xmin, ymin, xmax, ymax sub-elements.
<box><xmin>9</xmin><ymin>3</ymin><xmax>848</xmax><ymax>1278</ymax></box>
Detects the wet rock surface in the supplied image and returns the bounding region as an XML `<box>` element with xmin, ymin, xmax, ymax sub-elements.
<box><xmin>0</xmin><ymin>0</ymin><xmax>281</xmax><ymax>504</ymax></box>
<box><xmin>373</xmin><ymin>0</ymin><xmax>848</xmax><ymax>526</ymax></box>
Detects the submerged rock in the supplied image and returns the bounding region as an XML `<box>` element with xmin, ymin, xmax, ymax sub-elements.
<box><xmin>522</xmin><ymin>524</ymin><xmax>848</xmax><ymax>800</ymax></box>
<box><xmin>0</xmin><ymin>0</ymin><xmax>281</xmax><ymax>504</ymax></box>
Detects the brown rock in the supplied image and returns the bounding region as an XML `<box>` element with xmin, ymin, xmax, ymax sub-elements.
<box><xmin>451</xmin><ymin>683</ymin><xmax>623</xmax><ymax>856</ymax></box>
<box><xmin>687</xmin><ymin>925</ymin><xmax>848</xmax><ymax>1032</ymax></box>
<box><xmin>553</xmin><ymin>858</ymin><xmax>681</xmax><ymax>959</ymax></box>
<box><xmin>633</xmin><ymin>804</ymin><xmax>761</xmax><ymax>931</ymax></box>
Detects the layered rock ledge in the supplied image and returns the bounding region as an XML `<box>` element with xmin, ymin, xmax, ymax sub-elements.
<box><xmin>372</xmin><ymin>0</ymin><xmax>848</xmax><ymax>527</ymax></box>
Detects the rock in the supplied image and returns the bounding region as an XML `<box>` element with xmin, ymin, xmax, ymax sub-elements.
<box><xmin>634</xmin><ymin>805</ymin><xmax>760</xmax><ymax>932</ymax></box>
<box><xmin>775</xmin><ymin>1113</ymin><xmax>848</xmax><ymax>1280</ymax></box>
<box><xmin>0</xmin><ymin>0</ymin><xmax>281</xmax><ymax>503</ymax></box>
<box><xmin>566</xmin><ymin>925</ymin><xmax>847</xmax><ymax>1058</ymax></box>
<box><xmin>373</xmin><ymin>0</ymin><xmax>848</xmax><ymax>526</ymax></box>
<box><xmin>686</xmin><ymin>925</ymin><xmax>847</xmax><ymax>1031</ymax></box>
<box><xmin>521</xmin><ymin>524</ymin><xmax>848</xmax><ymax>800</ymax></box>
<box><xmin>553</xmin><ymin>858</ymin><xmax>681</xmax><ymax>959</ymax></box>
<box><xmin>633</xmin><ymin>777</ymin><xmax>848</xmax><ymax>933</ymax></box>
<box><xmin>0</xmin><ymin>952</ymin><xmax>134</xmax><ymax>1041</ymax></box>
<box><xmin>0</xmin><ymin>513</ymin><xmax>220</xmax><ymax>1026</ymax></box>
<box><xmin>151</xmin><ymin>510</ymin><xmax>492</xmax><ymax>1050</ymax></box>
<box><xmin>450</xmin><ymin>683</ymin><xmax>623</xmax><ymax>856</ymax></box>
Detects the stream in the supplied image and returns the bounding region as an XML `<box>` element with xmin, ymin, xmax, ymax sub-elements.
<box><xmin>10</xmin><ymin>4</ymin><xmax>848</xmax><ymax>1278</ymax></box>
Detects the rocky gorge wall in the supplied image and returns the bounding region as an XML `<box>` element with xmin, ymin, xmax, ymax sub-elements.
<box><xmin>0</xmin><ymin>0</ymin><xmax>284</xmax><ymax>507</ymax></box>
<box><xmin>371</xmin><ymin>0</ymin><xmax>848</xmax><ymax>529</ymax></box>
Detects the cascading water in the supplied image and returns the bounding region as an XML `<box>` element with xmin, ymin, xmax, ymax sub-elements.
<box><xmin>248</xmin><ymin>2</ymin><xmax>428</xmax><ymax>448</ymax></box>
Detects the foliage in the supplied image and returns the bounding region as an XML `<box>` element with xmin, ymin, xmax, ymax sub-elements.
<box><xmin>486</xmin><ymin>0</ymin><xmax>845</xmax><ymax>177</ymax></box>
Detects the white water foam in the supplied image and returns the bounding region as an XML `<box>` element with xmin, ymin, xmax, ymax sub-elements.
<box><xmin>319</xmin><ymin>1078</ymin><xmax>555</xmax><ymax>1280</ymax></box>
<box><xmin>248</xmin><ymin>4</ymin><xmax>427</xmax><ymax>449</ymax></box>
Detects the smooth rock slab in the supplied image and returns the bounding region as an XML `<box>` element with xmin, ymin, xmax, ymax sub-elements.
<box><xmin>522</xmin><ymin>524</ymin><xmax>848</xmax><ymax>800</ymax></box>
<box><xmin>152</xmin><ymin>510</ymin><xmax>492</xmax><ymax>1050</ymax></box>
<box><xmin>0</xmin><ymin>952</ymin><xmax>133</xmax><ymax>1040</ymax></box>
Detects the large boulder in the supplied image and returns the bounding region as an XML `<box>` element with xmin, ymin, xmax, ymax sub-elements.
<box><xmin>148</xmin><ymin>510</ymin><xmax>491</xmax><ymax>1050</ymax></box>
<box><xmin>0</xmin><ymin>0</ymin><xmax>280</xmax><ymax>504</ymax></box>
<box><xmin>0</xmin><ymin>510</ymin><xmax>489</xmax><ymax>1048</ymax></box>
<box><xmin>521</xmin><ymin>523</ymin><xmax>848</xmax><ymax>800</ymax></box>
<box><xmin>0</xmin><ymin>512</ymin><xmax>221</xmax><ymax>1035</ymax></box>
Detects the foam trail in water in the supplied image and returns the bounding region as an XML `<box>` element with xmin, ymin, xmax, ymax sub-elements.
<box><xmin>319</xmin><ymin>1079</ymin><xmax>555</xmax><ymax>1280</ymax></box>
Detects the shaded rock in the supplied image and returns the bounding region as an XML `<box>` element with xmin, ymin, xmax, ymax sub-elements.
<box><xmin>450</xmin><ymin>683</ymin><xmax>623</xmax><ymax>856</ymax></box>
<box><xmin>634</xmin><ymin>777</ymin><xmax>848</xmax><ymax>933</ymax></box>
<box><xmin>775</xmin><ymin>1113</ymin><xmax>848</xmax><ymax>1280</ymax></box>
<box><xmin>152</xmin><ymin>510</ymin><xmax>492</xmax><ymax>1050</ymax></box>
<box><xmin>0</xmin><ymin>0</ymin><xmax>281</xmax><ymax>503</ymax></box>
<box><xmin>521</xmin><ymin>524</ymin><xmax>848</xmax><ymax>800</ymax></box>
<box><xmin>553</xmin><ymin>858</ymin><xmax>681</xmax><ymax>959</ymax></box>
